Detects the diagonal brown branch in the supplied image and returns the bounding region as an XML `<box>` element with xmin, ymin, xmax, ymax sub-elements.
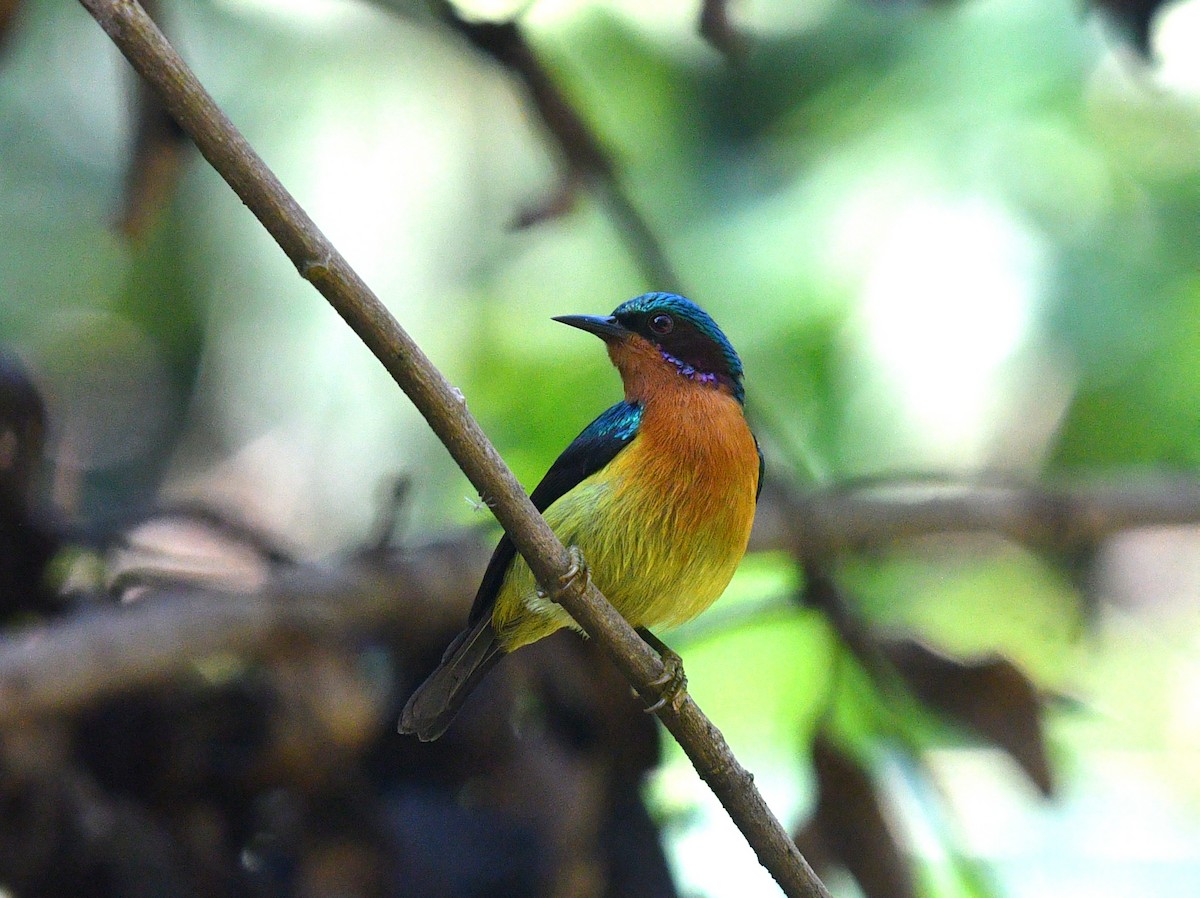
<box><xmin>73</xmin><ymin>1</ymin><xmax>829</xmax><ymax>895</ymax></box>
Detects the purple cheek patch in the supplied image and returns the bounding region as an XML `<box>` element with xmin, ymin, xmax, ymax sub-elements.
<box><xmin>660</xmin><ymin>349</ymin><xmax>718</xmax><ymax>387</ymax></box>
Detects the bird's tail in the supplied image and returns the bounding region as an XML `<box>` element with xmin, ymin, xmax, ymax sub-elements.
<box><xmin>399</xmin><ymin>615</ymin><xmax>504</xmax><ymax>742</ymax></box>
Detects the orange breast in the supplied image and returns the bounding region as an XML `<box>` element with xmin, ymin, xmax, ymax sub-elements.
<box><xmin>615</xmin><ymin>384</ymin><xmax>759</xmax><ymax>538</ymax></box>
<box><xmin>588</xmin><ymin>378</ymin><xmax>759</xmax><ymax>628</ymax></box>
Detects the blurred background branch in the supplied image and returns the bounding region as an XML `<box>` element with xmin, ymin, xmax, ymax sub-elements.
<box><xmin>0</xmin><ymin>553</ymin><xmax>461</xmax><ymax>725</ymax></box>
<box><xmin>429</xmin><ymin>0</ymin><xmax>684</xmax><ymax>291</ymax></box>
<box><xmin>3</xmin><ymin>0</ymin><xmax>1200</xmax><ymax>895</ymax></box>
<box><xmin>0</xmin><ymin>472</ymin><xmax>1196</xmax><ymax>726</ymax></box>
<box><xmin>755</xmin><ymin>475</ymin><xmax>1200</xmax><ymax>557</ymax></box>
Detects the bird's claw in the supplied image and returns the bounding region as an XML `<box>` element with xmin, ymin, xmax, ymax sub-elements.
<box><xmin>556</xmin><ymin>546</ymin><xmax>590</xmax><ymax>603</ymax></box>
<box><xmin>644</xmin><ymin>644</ymin><xmax>688</xmax><ymax>715</ymax></box>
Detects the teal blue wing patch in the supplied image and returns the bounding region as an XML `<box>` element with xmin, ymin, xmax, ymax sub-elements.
<box><xmin>468</xmin><ymin>401</ymin><xmax>643</xmax><ymax>624</ymax></box>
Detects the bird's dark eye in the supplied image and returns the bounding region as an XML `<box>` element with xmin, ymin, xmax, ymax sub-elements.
<box><xmin>649</xmin><ymin>313</ymin><xmax>674</xmax><ymax>335</ymax></box>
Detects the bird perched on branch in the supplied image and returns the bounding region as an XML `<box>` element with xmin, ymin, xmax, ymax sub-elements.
<box><xmin>400</xmin><ymin>293</ymin><xmax>761</xmax><ymax>741</ymax></box>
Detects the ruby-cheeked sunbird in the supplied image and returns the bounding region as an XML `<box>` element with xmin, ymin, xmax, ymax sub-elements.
<box><xmin>400</xmin><ymin>292</ymin><xmax>762</xmax><ymax>741</ymax></box>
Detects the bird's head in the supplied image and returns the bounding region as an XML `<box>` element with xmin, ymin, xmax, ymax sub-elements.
<box><xmin>554</xmin><ymin>293</ymin><xmax>745</xmax><ymax>404</ymax></box>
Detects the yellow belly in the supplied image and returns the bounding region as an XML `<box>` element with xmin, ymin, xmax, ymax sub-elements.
<box><xmin>491</xmin><ymin>394</ymin><xmax>759</xmax><ymax>651</ymax></box>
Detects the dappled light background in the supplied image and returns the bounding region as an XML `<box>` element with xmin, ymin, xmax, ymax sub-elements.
<box><xmin>3</xmin><ymin>0</ymin><xmax>1200</xmax><ymax>895</ymax></box>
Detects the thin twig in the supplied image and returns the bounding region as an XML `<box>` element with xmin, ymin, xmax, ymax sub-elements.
<box><xmin>435</xmin><ymin>6</ymin><xmax>684</xmax><ymax>292</ymax></box>
<box><xmin>73</xmin><ymin>2</ymin><xmax>828</xmax><ymax>895</ymax></box>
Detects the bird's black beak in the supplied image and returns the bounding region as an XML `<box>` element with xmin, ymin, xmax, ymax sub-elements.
<box><xmin>552</xmin><ymin>314</ymin><xmax>629</xmax><ymax>341</ymax></box>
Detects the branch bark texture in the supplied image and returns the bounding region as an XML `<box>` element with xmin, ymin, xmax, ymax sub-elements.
<box><xmin>0</xmin><ymin>571</ymin><xmax>376</xmax><ymax>724</ymax></box>
<box><xmin>759</xmin><ymin>478</ymin><xmax>1200</xmax><ymax>558</ymax></box>
<box><xmin>73</xmin><ymin>2</ymin><xmax>829</xmax><ymax>896</ymax></box>
<box><xmin>18</xmin><ymin>470</ymin><xmax>1198</xmax><ymax>724</ymax></box>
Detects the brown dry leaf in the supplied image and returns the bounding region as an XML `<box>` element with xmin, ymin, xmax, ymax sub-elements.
<box><xmin>264</xmin><ymin>643</ymin><xmax>387</xmax><ymax>788</ymax></box>
<box><xmin>1090</xmin><ymin>0</ymin><xmax>1169</xmax><ymax>55</ymax></box>
<box><xmin>798</xmin><ymin>730</ymin><xmax>916</xmax><ymax>898</ymax></box>
<box><xmin>299</xmin><ymin>838</ymin><xmax>387</xmax><ymax>898</ymax></box>
<box><xmin>0</xmin><ymin>0</ymin><xmax>19</xmax><ymax>50</ymax></box>
<box><xmin>791</xmin><ymin>819</ymin><xmax>833</xmax><ymax>881</ymax></box>
<box><xmin>117</xmin><ymin>80</ymin><xmax>190</xmax><ymax>240</ymax></box>
<box><xmin>882</xmin><ymin>638</ymin><xmax>1054</xmax><ymax>796</ymax></box>
<box><xmin>699</xmin><ymin>0</ymin><xmax>744</xmax><ymax>59</ymax></box>
<box><xmin>513</xmin><ymin>173</ymin><xmax>581</xmax><ymax>230</ymax></box>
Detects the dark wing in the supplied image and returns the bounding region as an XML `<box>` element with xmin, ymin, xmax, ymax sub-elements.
<box><xmin>755</xmin><ymin>435</ymin><xmax>764</xmax><ymax>501</ymax></box>
<box><xmin>467</xmin><ymin>401</ymin><xmax>644</xmax><ymax>624</ymax></box>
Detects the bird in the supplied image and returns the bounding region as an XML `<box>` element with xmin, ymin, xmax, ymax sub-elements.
<box><xmin>399</xmin><ymin>292</ymin><xmax>762</xmax><ymax>741</ymax></box>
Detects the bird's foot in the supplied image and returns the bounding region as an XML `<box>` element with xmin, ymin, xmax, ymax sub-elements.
<box><xmin>556</xmin><ymin>546</ymin><xmax>591</xmax><ymax>603</ymax></box>
<box><xmin>639</xmin><ymin>632</ymin><xmax>688</xmax><ymax>715</ymax></box>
